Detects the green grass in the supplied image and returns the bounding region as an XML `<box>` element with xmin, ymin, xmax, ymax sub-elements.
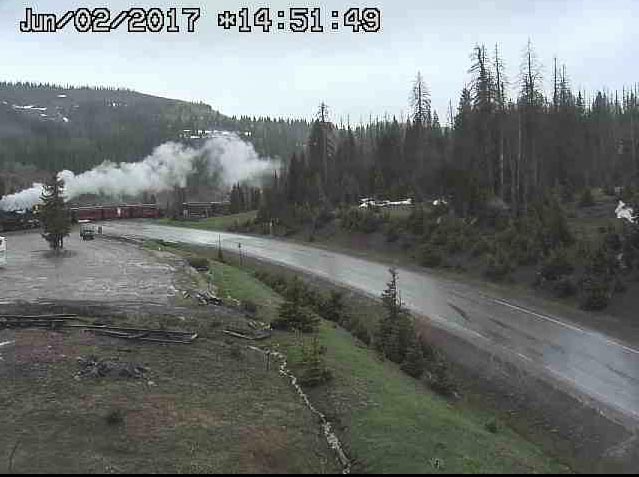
<box><xmin>158</xmin><ymin>211</ymin><xmax>257</xmax><ymax>232</ymax></box>
<box><xmin>205</xmin><ymin>258</ymin><xmax>283</xmax><ymax>324</ymax></box>
<box><xmin>313</xmin><ymin>323</ymin><xmax>568</xmax><ymax>473</ymax></box>
<box><xmin>0</xmin><ymin>329</ymin><xmax>338</xmax><ymax>474</ymax></box>
<box><xmin>195</xmin><ymin>252</ymin><xmax>570</xmax><ymax>474</ymax></box>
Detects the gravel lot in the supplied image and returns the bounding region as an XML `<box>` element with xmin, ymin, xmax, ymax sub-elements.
<box><xmin>0</xmin><ymin>230</ymin><xmax>177</xmax><ymax>304</ymax></box>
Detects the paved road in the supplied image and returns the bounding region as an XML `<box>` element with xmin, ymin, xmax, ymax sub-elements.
<box><xmin>0</xmin><ymin>229</ymin><xmax>177</xmax><ymax>304</ymax></box>
<box><xmin>103</xmin><ymin>221</ymin><xmax>639</xmax><ymax>430</ymax></box>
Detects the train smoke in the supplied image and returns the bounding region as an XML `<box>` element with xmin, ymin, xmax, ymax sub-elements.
<box><xmin>0</xmin><ymin>133</ymin><xmax>277</xmax><ymax>211</ymax></box>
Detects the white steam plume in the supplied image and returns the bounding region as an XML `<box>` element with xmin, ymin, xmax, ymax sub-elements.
<box><xmin>0</xmin><ymin>133</ymin><xmax>276</xmax><ymax>211</ymax></box>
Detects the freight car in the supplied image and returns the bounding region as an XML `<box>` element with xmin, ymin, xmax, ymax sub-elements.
<box><xmin>69</xmin><ymin>204</ymin><xmax>162</xmax><ymax>222</ymax></box>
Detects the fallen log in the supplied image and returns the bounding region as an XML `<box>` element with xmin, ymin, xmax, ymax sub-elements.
<box><xmin>0</xmin><ymin>319</ymin><xmax>198</xmax><ymax>344</ymax></box>
<box><xmin>93</xmin><ymin>329</ymin><xmax>197</xmax><ymax>344</ymax></box>
<box><xmin>223</xmin><ymin>329</ymin><xmax>271</xmax><ymax>341</ymax></box>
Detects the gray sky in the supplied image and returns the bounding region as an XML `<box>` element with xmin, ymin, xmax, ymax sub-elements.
<box><xmin>1</xmin><ymin>0</ymin><xmax>637</xmax><ymax>123</ymax></box>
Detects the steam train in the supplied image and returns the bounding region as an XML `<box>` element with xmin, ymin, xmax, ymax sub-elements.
<box><xmin>0</xmin><ymin>204</ymin><xmax>162</xmax><ymax>232</ymax></box>
<box><xmin>0</xmin><ymin>210</ymin><xmax>40</xmax><ymax>232</ymax></box>
<box><xmin>69</xmin><ymin>204</ymin><xmax>162</xmax><ymax>222</ymax></box>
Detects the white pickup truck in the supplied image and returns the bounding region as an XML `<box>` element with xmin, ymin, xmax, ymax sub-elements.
<box><xmin>80</xmin><ymin>222</ymin><xmax>96</xmax><ymax>241</ymax></box>
<box><xmin>0</xmin><ymin>236</ymin><xmax>6</xmax><ymax>267</ymax></box>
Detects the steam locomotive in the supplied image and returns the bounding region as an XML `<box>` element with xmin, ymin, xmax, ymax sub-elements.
<box><xmin>0</xmin><ymin>210</ymin><xmax>40</xmax><ymax>232</ymax></box>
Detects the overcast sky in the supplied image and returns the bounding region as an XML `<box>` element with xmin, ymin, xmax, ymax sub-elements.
<box><xmin>1</xmin><ymin>0</ymin><xmax>637</xmax><ymax>123</ymax></box>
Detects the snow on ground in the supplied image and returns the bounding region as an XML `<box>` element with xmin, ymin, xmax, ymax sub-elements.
<box><xmin>616</xmin><ymin>201</ymin><xmax>637</xmax><ymax>224</ymax></box>
<box><xmin>12</xmin><ymin>105</ymin><xmax>47</xmax><ymax>111</ymax></box>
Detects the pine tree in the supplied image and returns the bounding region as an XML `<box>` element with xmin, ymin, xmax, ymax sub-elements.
<box><xmin>40</xmin><ymin>174</ymin><xmax>71</xmax><ymax>251</ymax></box>
<box><xmin>410</xmin><ymin>72</ymin><xmax>432</xmax><ymax>127</ymax></box>
<box><xmin>299</xmin><ymin>335</ymin><xmax>332</xmax><ymax>387</ymax></box>
<box><xmin>377</xmin><ymin>268</ymin><xmax>413</xmax><ymax>363</ymax></box>
<box><xmin>400</xmin><ymin>335</ymin><xmax>426</xmax><ymax>378</ymax></box>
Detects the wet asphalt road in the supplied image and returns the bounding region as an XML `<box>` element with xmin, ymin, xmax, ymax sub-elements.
<box><xmin>103</xmin><ymin>221</ymin><xmax>639</xmax><ymax>431</ymax></box>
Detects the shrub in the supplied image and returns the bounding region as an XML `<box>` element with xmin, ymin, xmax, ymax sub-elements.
<box><xmin>578</xmin><ymin>275</ymin><xmax>611</xmax><ymax>310</ymax></box>
<box><xmin>298</xmin><ymin>337</ymin><xmax>332</xmax><ymax>387</ymax></box>
<box><xmin>428</xmin><ymin>361</ymin><xmax>458</xmax><ymax>398</ymax></box>
<box><xmin>560</xmin><ymin>182</ymin><xmax>576</xmax><ymax>202</ymax></box>
<box><xmin>445</xmin><ymin>235</ymin><xmax>465</xmax><ymax>254</ymax></box>
<box><xmin>242</xmin><ymin>300</ymin><xmax>258</xmax><ymax>315</ymax></box>
<box><xmin>272</xmin><ymin>283</ymin><xmax>319</xmax><ymax>333</ymax></box>
<box><xmin>339</xmin><ymin>208</ymin><xmax>385</xmax><ymax>234</ymax></box>
<box><xmin>553</xmin><ymin>277</ymin><xmax>577</xmax><ymax>298</ymax></box>
<box><xmin>470</xmin><ymin>237</ymin><xmax>492</xmax><ymax>258</ymax></box>
<box><xmin>400</xmin><ymin>339</ymin><xmax>425</xmax><ymax>378</ymax></box>
<box><xmin>187</xmin><ymin>256</ymin><xmax>209</xmax><ymax>271</ymax></box>
<box><xmin>614</xmin><ymin>277</ymin><xmax>628</xmax><ymax>293</ymax></box>
<box><xmin>319</xmin><ymin>291</ymin><xmax>345</xmax><ymax>323</ymax></box>
<box><xmin>485</xmin><ymin>419</ymin><xmax>501</xmax><ymax>434</ymax></box>
<box><xmin>578</xmin><ymin>246</ymin><xmax>617</xmax><ymax>310</ymax></box>
<box><xmin>420</xmin><ymin>244</ymin><xmax>443</xmax><ymax>268</ymax></box>
<box><xmin>539</xmin><ymin>248</ymin><xmax>575</xmax><ymax>281</ymax></box>
<box><xmin>578</xmin><ymin>188</ymin><xmax>596</xmax><ymax>207</ymax></box>
<box><xmin>314</xmin><ymin>207</ymin><xmax>334</xmax><ymax>229</ymax></box>
<box><xmin>353</xmin><ymin>322</ymin><xmax>372</xmax><ymax>346</ymax></box>
<box><xmin>484</xmin><ymin>249</ymin><xmax>513</xmax><ymax>281</ymax></box>
<box><xmin>385</xmin><ymin>223</ymin><xmax>401</xmax><ymax>243</ymax></box>
<box><xmin>416</xmin><ymin>336</ymin><xmax>458</xmax><ymax>397</ymax></box>
<box><xmin>510</xmin><ymin>233</ymin><xmax>541</xmax><ymax>266</ymax></box>
<box><xmin>105</xmin><ymin>409</ymin><xmax>125</xmax><ymax>426</ymax></box>
<box><xmin>272</xmin><ymin>301</ymin><xmax>318</xmax><ymax>332</ymax></box>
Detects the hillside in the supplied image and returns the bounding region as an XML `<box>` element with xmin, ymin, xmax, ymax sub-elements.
<box><xmin>0</xmin><ymin>82</ymin><xmax>310</xmax><ymax>196</ymax></box>
<box><xmin>0</xmin><ymin>83</ymin><xmax>217</xmax><ymax>189</ymax></box>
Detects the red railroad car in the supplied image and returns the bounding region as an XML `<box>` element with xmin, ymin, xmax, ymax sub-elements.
<box><xmin>70</xmin><ymin>204</ymin><xmax>161</xmax><ymax>222</ymax></box>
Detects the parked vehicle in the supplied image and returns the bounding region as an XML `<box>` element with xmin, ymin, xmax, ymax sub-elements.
<box><xmin>80</xmin><ymin>222</ymin><xmax>96</xmax><ymax>241</ymax></box>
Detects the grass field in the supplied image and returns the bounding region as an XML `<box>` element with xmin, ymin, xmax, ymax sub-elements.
<box><xmin>158</xmin><ymin>211</ymin><xmax>257</xmax><ymax>232</ymax></box>
<box><xmin>185</xmin><ymin>250</ymin><xmax>571</xmax><ymax>474</ymax></box>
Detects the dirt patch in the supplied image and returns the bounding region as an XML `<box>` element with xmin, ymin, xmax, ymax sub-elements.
<box><xmin>238</xmin><ymin>426</ymin><xmax>292</xmax><ymax>474</ymax></box>
<box><xmin>15</xmin><ymin>329</ymin><xmax>95</xmax><ymax>365</ymax></box>
<box><xmin>125</xmin><ymin>394</ymin><xmax>180</xmax><ymax>440</ymax></box>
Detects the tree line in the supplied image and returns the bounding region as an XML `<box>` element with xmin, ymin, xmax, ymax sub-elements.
<box><xmin>262</xmin><ymin>41</ymin><xmax>639</xmax><ymax>218</ymax></box>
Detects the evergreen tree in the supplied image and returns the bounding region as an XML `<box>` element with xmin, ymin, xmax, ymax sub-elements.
<box><xmin>376</xmin><ymin>268</ymin><xmax>413</xmax><ymax>363</ymax></box>
<box><xmin>410</xmin><ymin>72</ymin><xmax>432</xmax><ymax>127</ymax></box>
<box><xmin>40</xmin><ymin>174</ymin><xmax>71</xmax><ymax>251</ymax></box>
